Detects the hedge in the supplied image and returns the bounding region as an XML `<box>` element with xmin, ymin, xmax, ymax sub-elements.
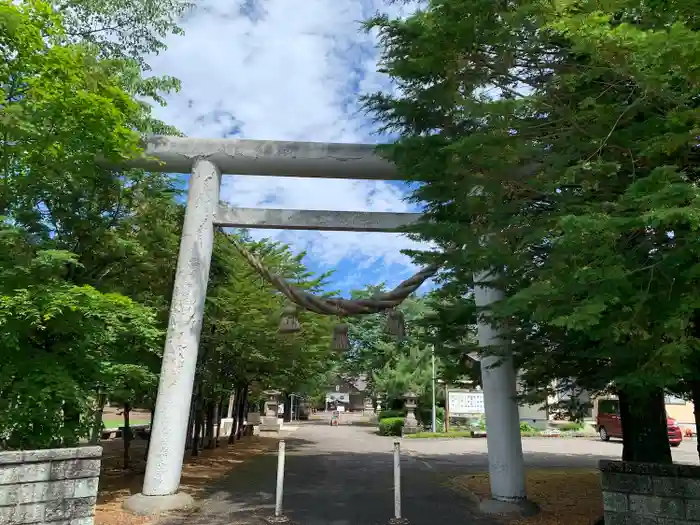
<box><xmin>378</xmin><ymin>417</ymin><xmax>405</xmax><ymax>436</ymax></box>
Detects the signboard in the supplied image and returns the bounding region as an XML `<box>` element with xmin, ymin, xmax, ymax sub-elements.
<box><xmin>326</xmin><ymin>392</ymin><xmax>349</xmax><ymax>403</ymax></box>
<box><xmin>448</xmin><ymin>390</ymin><xmax>485</xmax><ymax>415</ymax></box>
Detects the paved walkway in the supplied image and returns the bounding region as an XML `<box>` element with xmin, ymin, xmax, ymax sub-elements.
<box><xmin>163</xmin><ymin>423</ymin><xmax>496</xmax><ymax>525</ymax></box>
<box><xmin>162</xmin><ymin>422</ymin><xmax>699</xmax><ymax>525</ymax></box>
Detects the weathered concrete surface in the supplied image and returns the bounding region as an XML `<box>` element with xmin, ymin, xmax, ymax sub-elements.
<box><xmin>122</xmin><ymin>136</ymin><xmax>399</xmax><ymax>179</ymax></box>
<box><xmin>214</xmin><ymin>205</ymin><xmax>421</xmax><ymax>233</ymax></box>
<box><xmin>473</xmin><ymin>272</ymin><xmax>527</xmax><ymax>504</ymax></box>
<box><xmin>135</xmin><ymin>158</ymin><xmax>221</xmax><ymax>504</ymax></box>
<box><xmin>0</xmin><ymin>446</ymin><xmax>101</xmax><ymax>525</ymax></box>
<box><xmin>122</xmin><ymin>492</ymin><xmax>195</xmax><ymax>516</ymax></box>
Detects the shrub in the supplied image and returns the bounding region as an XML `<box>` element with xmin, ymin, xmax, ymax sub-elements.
<box><xmin>378</xmin><ymin>417</ymin><xmax>405</xmax><ymax>436</ymax></box>
<box><xmin>379</xmin><ymin>409</ymin><xmax>405</xmax><ymax>420</ymax></box>
<box><xmin>519</xmin><ymin>422</ymin><xmax>537</xmax><ymax>433</ymax></box>
<box><xmin>417</xmin><ymin>405</ymin><xmax>445</xmax><ymax>426</ymax></box>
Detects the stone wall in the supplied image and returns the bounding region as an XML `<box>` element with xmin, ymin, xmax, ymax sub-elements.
<box><xmin>0</xmin><ymin>446</ymin><xmax>102</xmax><ymax>525</ymax></box>
<box><xmin>600</xmin><ymin>459</ymin><xmax>700</xmax><ymax>524</ymax></box>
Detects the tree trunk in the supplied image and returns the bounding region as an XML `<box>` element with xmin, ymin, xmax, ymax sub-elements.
<box><xmin>283</xmin><ymin>393</ymin><xmax>291</xmax><ymax>423</ymax></box>
<box><xmin>192</xmin><ymin>398</ymin><xmax>205</xmax><ymax>457</ymax></box>
<box><xmin>185</xmin><ymin>392</ymin><xmax>197</xmax><ymax>450</ymax></box>
<box><xmin>206</xmin><ymin>401</ymin><xmax>216</xmax><ymax>449</ymax></box>
<box><xmin>145</xmin><ymin>407</ymin><xmax>154</xmax><ymax>461</ymax></box>
<box><xmin>122</xmin><ymin>403</ymin><xmax>132</xmax><ymax>470</ymax></box>
<box><xmin>63</xmin><ymin>401</ymin><xmax>81</xmax><ymax>447</ymax></box>
<box><xmin>89</xmin><ymin>392</ymin><xmax>106</xmax><ymax>445</ymax></box>
<box><xmin>689</xmin><ymin>380</ymin><xmax>700</xmax><ymax>461</ymax></box>
<box><xmin>236</xmin><ymin>386</ymin><xmax>249</xmax><ymax>441</ymax></box>
<box><xmin>227</xmin><ymin>392</ymin><xmax>235</xmax><ymax>418</ymax></box>
<box><xmin>215</xmin><ymin>397</ymin><xmax>223</xmax><ymax>446</ymax></box>
<box><xmin>229</xmin><ymin>386</ymin><xmax>243</xmax><ymax>445</ymax></box>
<box><xmin>619</xmin><ymin>387</ymin><xmax>671</xmax><ymax>464</ymax></box>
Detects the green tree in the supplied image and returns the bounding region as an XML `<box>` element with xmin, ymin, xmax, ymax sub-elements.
<box><xmin>0</xmin><ymin>225</ymin><xmax>162</xmax><ymax>449</ymax></box>
<box><xmin>365</xmin><ymin>0</ymin><xmax>700</xmax><ymax>463</ymax></box>
<box><xmin>0</xmin><ymin>0</ymin><xmax>172</xmax><ymax>449</ymax></box>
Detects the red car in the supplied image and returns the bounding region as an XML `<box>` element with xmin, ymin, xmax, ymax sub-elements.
<box><xmin>596</xmin><ymin>399</ymin><xmax>682</xmax><ymax>447</ymax></box>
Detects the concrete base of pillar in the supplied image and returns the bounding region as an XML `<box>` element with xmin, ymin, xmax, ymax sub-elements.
<box><xmin>259</xmin><ymin>416</ymin><xmax>281</xmax><ymax>433</ymax></box>
<box><xmin>479</xmin><ymin>498</ymin><xmax>539</xmax><ymax>517</ymax></box>
<box><xmin>387</xmin><ymin>518</ymin><xmax>410</xmax><ymax>524</ymax></box>
<box><xmin>402</xmin><ymin>421</ymin><xmax>419</xmax><ymax>435</ymax></box>
<box><xmin>264</xmin><ymin>515</ymin><xmax>291</xmax><ymax>524</ymax></box>
<box><xmin>123</xmin><ymin>492</ymin><xmax>195</xmax><ymax>515</ymax></box>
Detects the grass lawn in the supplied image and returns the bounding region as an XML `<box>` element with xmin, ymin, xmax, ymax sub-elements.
<box><xmin>449</xmin><ymin>468</ymin><xmax>603</xmax><ymax>525</ymax></box>
<box><xmin>405</xmin><ymin>430</ymin><xmax>476</xmax><ymax>439</ymax></box>
<box><xmin>102</xmin><ymin>417</ymin><xmax>151</xmax><ymax>429</ymax></box>
<box><xmin>404</xmin><ymin>430</ymin><xmax>590</xmax><ymax>439</ymax></box>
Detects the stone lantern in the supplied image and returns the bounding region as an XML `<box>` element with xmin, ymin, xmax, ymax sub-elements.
<box><xmin>403</xmin><ymin>392</ymin><xmax>419</xmax><ymax>434</ymax></box>
<box><xmin>260</xmin><ymin>390</ymin><xmax>281</xmax><ymax>433</ymax></box>
<box><xmin>363</xmin><ymin>397</ymin><xmax>374</xmax><ymax>415</ymax></box>
<box><xmin>376</xmin><ymin>393</ymin><xmax>384</xmax><ymax>414</ymax></box>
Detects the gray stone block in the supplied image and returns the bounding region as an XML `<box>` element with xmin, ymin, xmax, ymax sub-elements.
<box><xmin>44</xmin><ymin>496</ymin><xmax>96</xmax><ymax>521</ymax></box>
<box><xmin>658</xmin><ymin>519</ymin><xmax>700</xmax><ymax>525</ymax></box>
<box><xmin>43</xmin><ymin>518</ymin><xmax>94</xmax><ymax>525</ymax></box>
<box><xmin>604</xmin><ymin>512</ymin><xmax>659</xmax><ymax>525</ymax></box>
<box><xmin>600</xmin><ymin>511</ymin><xmax>628</xmax><ymax>525</ymax></box>
<box><xmin>0</xmin><ymin>502</ymin><xmax>46</xmax><ymax>524</ymax></box>
<box><xmin>0</xmin><ymin>463</ymin><xmax>51</xmax><ymax>486</ymax></box>
<box><xmin>602</xmin><ymin>473</ymin><xmax>654</xmax><ymax>494</ymax></box>
<box><xmin>603</xmin><ymin>491</ymin><xmax>629</xmax><ymax>512</ymax></box>
<box><xmin>629</xmin><ymin>494</ymin><xmax>684</xmax><ymax>519</ymax></box>
<box><xmin>0</xmin><ymin>448</ymin><xmax>101</xmax><ymax>466</ymax></box>
<box><xmin>685</xmin><ymin>499</ymin><xmax>700</xmax><ymax>520</ymax></box>
<box><xmin>73</xmin><ymin>478</ymin><xmax>99</xmax><ymax>499</ymax></box>
<box><xmin>683</xmin><ymin>479</ymin><xmax>700</xmax><ymax>499</ymax></box>
<box><xmin>49</xmin><ymin>460</ymin><xmax>100</xmax><ymax>481</ymax></box>
<box><xmin>70</xmin><ymin>518</ymin><xmax>95</xmax><ymax>525</ymax></box>
<box><xmin>653</xmin><ymin>477</ymin><xmax>687</xmax><ymax>497</ymax></box>
<box><xmin>0</xmin><ymin>479</ymin><xmax>79</xmax><ymax>505</ymax></box>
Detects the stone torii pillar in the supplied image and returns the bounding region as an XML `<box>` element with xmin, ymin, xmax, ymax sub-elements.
<box><xmin>473</xmin><ymin>272</ymin><xmax>537</xmax><ymax>517</ymax></box>
<box><xmin>124</xmin><ymin>158</ymin><xmax>221</xmax><ymax>514</ymax></box>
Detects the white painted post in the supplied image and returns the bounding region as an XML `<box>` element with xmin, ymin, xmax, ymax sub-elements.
<box><xmin>473</xmin><ymin>271</ymin><xmax>527</xmax><ymax>504</ymax></box>
<box><xmin>275</xmin><ymin>439</ymin><xmax>287</xmax><ymax>518</ymax></box>
<box><xmin>388</xmin><ymin>439</ymin><xmax>409</xmax><ymax>524</ymax></box>
<box><xmin>127</xmin><ymin>159</ymin><xmax>221</xmax><ymax>512</ymax></box>
<box><xmin>394</xmin><ymin>440</ymin><xmax>401</xmax><ymax>518</ymax></box>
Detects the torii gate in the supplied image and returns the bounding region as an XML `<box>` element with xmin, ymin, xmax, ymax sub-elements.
<box><xmin>122</xmin><ymin>136</ymin><xmax>529</xmax><ymax>516</ymax></box>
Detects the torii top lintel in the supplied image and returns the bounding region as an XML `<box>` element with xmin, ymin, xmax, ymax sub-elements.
<box><xmin>124</xmin><ymin>136</ymin><xmax>401</xmax><ymax>180</ymax></box>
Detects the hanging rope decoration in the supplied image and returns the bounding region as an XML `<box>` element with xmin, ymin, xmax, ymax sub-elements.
<box><xmin>224</xmin><ymin>235</ymin><xmax>438</xmax><ymax>351</ymax></box>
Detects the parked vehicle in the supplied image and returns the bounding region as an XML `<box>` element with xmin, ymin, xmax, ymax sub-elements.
<box><xmin>596</xmin><ymin>399</ymin><xmax>682</xmax><ymax>447</ymax></box>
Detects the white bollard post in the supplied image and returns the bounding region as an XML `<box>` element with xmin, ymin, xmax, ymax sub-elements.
<box><xmin>267</xmin><ymin>439</ymin><xmax>289</xmax><ymax>523</ymax></box>
<box><xmin>388</xmin><ymin>439</ymin><xmax>409</xmax><ymax>524</ymax></box>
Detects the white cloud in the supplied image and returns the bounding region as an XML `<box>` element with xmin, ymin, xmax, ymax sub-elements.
<box><xmin>148</xmin><ymin>0</ymin><xmax>428</xmax><ymax>287</ymax></box>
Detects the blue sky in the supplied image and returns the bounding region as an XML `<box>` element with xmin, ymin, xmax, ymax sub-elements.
<box><xmin>147</xmin><ymin>0</ymin><xmax>431</xmax><ymax>295</ymax></box>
